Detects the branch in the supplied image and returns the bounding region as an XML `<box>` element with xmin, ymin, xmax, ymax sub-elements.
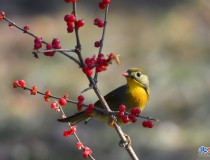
<box><xmin>3</xmin><ymin>17</ymin><xmax>81</xmax><ymax>66</ymax></box>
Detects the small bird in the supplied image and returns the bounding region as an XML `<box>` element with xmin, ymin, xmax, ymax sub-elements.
<box><xmin>58</xmin><ymin>68</ymin><xmax>150</xmax><ymax>125</ymax></box>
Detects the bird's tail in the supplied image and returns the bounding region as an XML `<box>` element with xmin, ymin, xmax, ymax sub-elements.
<box><xmin>57</xmin><ymin>111</ymin><xmax>92</xmax><ymax>125</ymax></box>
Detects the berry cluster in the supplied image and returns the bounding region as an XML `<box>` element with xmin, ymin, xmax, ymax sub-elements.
<box><xmin>77</xmin><ymin>95</ymin><xmax>84</xmax><ymax>111</ymax></box>
<box><xmin>117</xmin><ymin>105</ymin><xmax>141</xmax><ymax>124</ymax></box>
<box><xmin>64</xmin><ymin>13</ymin><xmax>76</xmax><ymax>33</ymax></box>
<box><xmin>44</xmin><ymin>44</ymin><xmax>55</xmax><ymax>57</ymax></box>
<box><xmin>44</xmin><ymin>90</ymin><xmax>51</xmax><ymax>102</ymax></box>
<box><xmin>94</xmin><ymin>18</ymin><xmax>104</xmax><ymax>28</ymax></box>
<box><xmin>83</xmin><ymin>53</ymin><xmax>117</xmax><ymax>76</ymax></box>
<box><xmin>34</xmin><ymin>37</ymin><xmax>42</xmax><ymax>50</ymax></box>
<box><xmin>30</xmin><ymin>85</ymin><xmax>37</xmax><ymax>95</ymax></box>
<box><xmin>77</xmin><ymin>142</ymin><xmax>93</xmax><ymax>158</ymax></box>
<box><xmin>13</xmin><ymin>80</ymin><xmax>26</xmax><ymax>88</ymax></box>
<box><xmin>99</xmin><ymin>0</ymin><xmax>111</xmax><ymax>9</ymax></box>
<box><xmin>33</xmin><ymin>37</ymin><xmax>61</xmax><ymax>57</ymax></box>
<box><xmin>50</xmin><ymin>102</ymin><xmax>61</xmax><ymax>112</ymax></box>
<box><xmin>142</xmin><ymin>120</ymin><xmax>154</xmax><ymax>128</ymax></box>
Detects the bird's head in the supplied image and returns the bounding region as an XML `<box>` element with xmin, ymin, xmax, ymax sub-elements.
<box><xmin>123</xmin><ymin>68</ymin><xmax>150</xmax><ymax>95</ymax></box>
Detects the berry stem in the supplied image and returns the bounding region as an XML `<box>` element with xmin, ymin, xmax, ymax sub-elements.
<box><xmin>94</xmin><ymin>5</ymin><xmax>109</xmax><ymax>81</ymax></box>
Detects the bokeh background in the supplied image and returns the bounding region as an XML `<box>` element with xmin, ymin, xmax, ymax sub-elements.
<box><xmin>0</xmin><ymin>0</ymin><xmax>210</xmax><ymax>160</ymax></box>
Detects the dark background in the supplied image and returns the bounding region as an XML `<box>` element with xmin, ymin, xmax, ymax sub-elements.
<box><xmin>0</xmin><ymin>0</ymin><xmax>210</xmax><ymax>160</ymax></box>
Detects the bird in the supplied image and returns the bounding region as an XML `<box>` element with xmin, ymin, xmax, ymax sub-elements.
<box><xmin>58</xmin><ymin>68</ymin><xmax>150</xmax><ymax>125</ymax></box>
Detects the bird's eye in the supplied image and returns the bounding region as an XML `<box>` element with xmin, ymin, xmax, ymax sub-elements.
<box><xmin>136</xmin><ymin>72</ymin><xmax>141</xmax><ymax>77</ymax></box>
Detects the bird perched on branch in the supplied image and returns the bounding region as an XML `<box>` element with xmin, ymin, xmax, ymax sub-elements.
<box><xmin>58</xmin><ymin>68</ymin><xmax>150</xmax><ymax>125</ymax></box>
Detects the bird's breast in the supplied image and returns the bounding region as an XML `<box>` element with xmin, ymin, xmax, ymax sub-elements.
<box><xmin>128</xmin><ymin>86</ymin><xmax>148</xmax><ymax>110</ymax></box>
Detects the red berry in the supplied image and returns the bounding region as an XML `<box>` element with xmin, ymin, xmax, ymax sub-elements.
<box><xmin>122</xmin><ymin>115</ymin><xmax>130</xmax><ymax>124</ymax></box>
<box><xmin>69</xmin><ymin>126</ymin><xmax>77</xmax><ymax>134</ymax></box>
<box><xmin>88</xmin><ymin>104</ymin><xmax>95</xmax><ymax>110</ymax></box>
<box><xmin>94</xmin><ymin>40</ymin><xmax>101</xmax><ymax>48</ymax></box>
<box><xmin>75</xmin><ymin>19</ymin><xmax>85</xmax><ymax>29</ymax></box>
<box><xmin>45</xmin><ymin>90</ymin><xmax>51</xmax><ymax>96</ymax></box>
<box><xmin>63</xmin><ymin>130</ymin><xmax>70</xmax><ymax>137</ymax></box>
<box><xmin>23</xmin><ymin>25</ymin><xmax>29</xmax><ymax>31</ymax></box>
<box><xmin>117</xmin><ymin>111</ymin><xmax>124</xmax><ymax>118</ymax></box>
<box><xmin>8</xmin><ymin>22</ymin><xmax>13</xmax><ymax>28</ymax></box>
<box><xmin>34</xmin><ymin>38</ymin><xmax>42</xmax><ymax>44</ymax></box>
<box><xmin>99</xmin><ymin>1</ymin><xmax>106</xmax><ymax>9</ymax></box>
<box><xmin>85</xmin><ymin>58</ymin><xmax>91</xmax><ymax>64</ymax></box>
<box><xmin>85</xmin><ymin>108</ymin><xmax>93</xmax><ymax>115</ymax></box>
<box><xmin>82</xmin><ymin>67</ymin><xmax>93</xmax><ymax>76</ymax></box>
<box><xmin>131</xmin><ymin>107</ymin><xmax>141</xmax><ymax>115</ymax></box>
<box><xmin>97</xmin><ymin>21</ymin><xmax>104</xmax><ymax>28</ymax></box>
<box><xmin>34</xmin><ymin>43</ymin><xmax>42</xmax><ymax>50</ymax></box>
<box><xmin>103</xmin><ymin>0</ymin><xmax>110</xmax><ymax>4</ymax></box>
<box><xmin>142</xmin><ymin>121</ymin><xmax>148</xmax><ymax>128</ymax></box>
<box><xmin>45</xmin><ymin>44</ymin><xmax>55</xmax><ymax>57</ymax></box>
<box><xmin>13</xmin><ymin>80</ymin><xmax>19</xmax><ymax>88</ymax></box>
<box><xmin>64</xmin><ymin>14</ymin><xmax>71</xmax><ymax>22</ymax></box>
<box><xmin>0</xmin><ymin>11</ymin><xmax>5</xmax><ymax>17</ymax></box>
<box><xmin>94</xmin><ymin>18</ymin><xmax>100</xmax><ymax>25</ymax></box>
<box><xmin>78</xmin><ymin>95</ymin><xmax>84</xmax><ymax>102</ymax></box>
<box><xmin>77</xmin><ymin>142</ymin><xmax>83</xmax><ymax>150</ymax></box>
<box><xmin>67</xmin><ymin>21</ymin><xmax>74</xmax><ymax>27</ymax></box>
<box><xmin>147</xmin><ymin>120</ymin><xmax>154</xmax><ymax>128</ymax></box>
<box><xmin>44</xmin><ymin>96</ymin><xmax>50</xmax><ymax>102</ymax></box>
<box><xmin>95</xmin><ymin>66</ymin><xmax>103</xmax><ymax>72</ymax></box>
<box><xmin>128</xmin><ymin>114</ymin><xmax>137</xmax><ymax>123</ymax></box>
<box><xmin>46</xmin><ymin>44</ymin><xmax>52</xmax><ymax>50</ymax></box>
<box><xmin>59</xmin><ymin>98</ymin><xmax>67</xmax><ymax>106</ymax></box>
<box><xmin>52</xmin><ymin>38</ymin><xmax>60</xmax><ymax>47</ymax></box>
<box><xmin>69</xmin><ymin>14</ymin><xmax>76</xmax><ymax>22</ymax></box>
<box><xmin>19</xmin><ymin>80</ymin><xmax>26</xmax><ymax>88</ymax></box>
<box><xmin>77</xmin><ymin>102</ymin><xmax>83</xmax><ymax>111</ymax></box>
<box><xmin>63</xmin><ymin>94</ymin><xmax>69</xmax><ymax>99</ymax></box>
<box><xmin>51</xmin><ymin>102</ymin><xmax>57</xmax><ymax>109</ymax></box>
<box><xmin>83</xmin><ymin>147</ymin><xmax>92</xmax><ymax>158</ymax></box>
<box><xmin>67</xmin><ymin>26</ymin><xmax>74</xmax><ymax>33</ymax></box>
<box><xmin>119</xmin><ymin>105</ymin><xmax>126</xmax><ymax>112</ymax></box>
<box><xmin>54</xmin><ymin>43</ymin><xmax>62</xmax><ymax>49</ymax></box>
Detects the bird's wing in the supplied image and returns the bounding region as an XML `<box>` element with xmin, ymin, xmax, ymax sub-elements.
<box><xmin>94</xmin><ymin>85</ymin><xmax>128</xmax><ymax>111</ymax></box>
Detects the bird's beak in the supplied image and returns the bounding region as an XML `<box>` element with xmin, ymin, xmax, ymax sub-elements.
<box><xmin>122</xmin><ymin>72</ymin><xmax>129</xmax><ymax>77</ymax></box>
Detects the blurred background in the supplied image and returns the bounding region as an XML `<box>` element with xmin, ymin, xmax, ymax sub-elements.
<box><xmin>0</xmin><ymin>0</ymin><xmax>210</xmax><ymax>159</ymax></box>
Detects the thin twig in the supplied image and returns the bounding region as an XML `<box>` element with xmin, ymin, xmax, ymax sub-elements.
<box><xmin>3</xmin><ymin>17</ymin><xmax>81</xmax><ymax>66</ymax></box>
<box><xmin>33</xmin><ymin>48</ymin><xmax>76</xmax><ymax>53</ymax></box>
<box><xmin>94</xmin><ymin>5</ymin><xmax>109</xmax><ymax>81</ymax></box>
<box><xmin>73</xmin><ymin>3</ymin><xmax>82</xmax><ymax>50</ymax></box>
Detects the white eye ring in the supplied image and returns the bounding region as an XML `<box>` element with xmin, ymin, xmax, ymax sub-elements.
<box><xmin>136</xmin><ymin>72</ymin><xmax>141</xmax><ymax>77</ymax></box>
